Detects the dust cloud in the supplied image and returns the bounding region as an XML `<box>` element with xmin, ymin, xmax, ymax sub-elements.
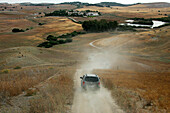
<box><xmin>72</xmin><ymin>48</ymin><xmax>125</xmax><ymax>113</ymax></box>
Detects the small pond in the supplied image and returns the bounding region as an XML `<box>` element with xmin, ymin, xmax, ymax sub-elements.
<box><xmin>122</xmin><ymin>20</ymin><xmax>167</xmax><ymax>28</ymax></box>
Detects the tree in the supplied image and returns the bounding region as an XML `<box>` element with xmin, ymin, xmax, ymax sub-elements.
<box><xmin>82</xmin><ymin>19</ymin><xmax>118</xmax><ymax>32</ymax></box>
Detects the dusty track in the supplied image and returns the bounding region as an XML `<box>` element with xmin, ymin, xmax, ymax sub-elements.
<box><xmin>72</xmin><ymin>69</ymin><xmax>124</xmax><ymax>113</ymax></box>
<box><xmin>72</xmin><ymin>33</ymin><xmax>156</xmax><ymax>113</ymax></box>
<box><xmin>89</xmin><ymin>35</ymin><xmax>151</xmax><ymax>70</ymax></box>
<box><xmin>72</xmin><ymin>38</ymin><xmax>125</xmax><ymax>113</ymax></box>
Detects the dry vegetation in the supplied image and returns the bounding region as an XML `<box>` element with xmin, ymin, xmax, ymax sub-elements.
<box><xmin>0</xmin><ymin>19</ymin><xmax>36</xmax><ymax>33</ymax></box>
<box><xmin>91</xmin><ymin>26</ymin><xmax>170</xmax><ymax>113</ymax></box>
<box><xmin>94</xmin><ymin>26</ymin><xmax>170</xmax><ymax>64</ymax></box>
<box><xmin>0</xmin><ymin>4</ymin><xmax>76</xmax><ymax>14</ymax></box>
<box><xmin>0</xmin><ymin>66</ymin><xmax>75</xmax><ymax>113</ymax></box>
<box><xmin>78</xmin><ymin>4</ymin><xmax>170</xmax><ymax>19</ymax></box>
<box><xmin>71</xmin><ymin>4</ymin><xmax>170</xmax><ymax>24</ymax></box>
<box><xmin>95</xmin><ymin>70</ymin><xmax>170</xmax><ymax>113</ymax></box>
<box><xmin>0</xmin><ymin>66</ymin><xmax>59</xmax><ymax>102</ymax></box>
<box><xmin>0</xmin><ymin>2</ymin><xmax>170</xmax><ymax>113</ymax></box>
<box><xmin>0</xmin><ymin>17</ymin><xmax>82</xmax><ymax>49</ymax></box>
<box><xmin>29</xmin><ymin>67</ymin><xmax>74</xmax><ymax>113</ymax></box>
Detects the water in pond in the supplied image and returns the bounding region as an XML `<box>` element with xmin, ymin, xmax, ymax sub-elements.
<box><xmin>123</xmin><ymin>20</ymin><xmax>167</xmax><ymax>28</ymax></box>
<box><xmin>151</xmin><ymin>20</ymin><xmax>166</xmax><ymax>28</ymax></box>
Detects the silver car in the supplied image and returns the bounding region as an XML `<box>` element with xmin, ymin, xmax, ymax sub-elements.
<box><xmin>80</xmin><ymin>74</ymin><xmax>100</xmax><ymax>90</ymax></box>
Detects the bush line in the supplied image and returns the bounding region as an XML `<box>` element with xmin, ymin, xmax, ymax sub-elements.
<box><xmin>37</xmin><ymin>31</ymin><xmax>86</xmax><ymax>48</ymax></box>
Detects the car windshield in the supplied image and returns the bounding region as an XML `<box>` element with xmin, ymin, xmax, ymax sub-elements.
<box><xmin>85</xmin><ymin>77</ymin><xmax>99</xmax><ymax>82</ymax></box>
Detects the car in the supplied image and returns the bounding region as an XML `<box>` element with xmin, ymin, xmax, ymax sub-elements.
<box><xmin>80</xmin><ymin>74</ymin><xmax>100</xmax><ymax>90</ymax></box>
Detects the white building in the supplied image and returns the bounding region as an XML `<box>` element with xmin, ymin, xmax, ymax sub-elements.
<box><xmin>86</xmin><ymin>12</ymin><xmax>99</xmax><ymax>16</ymax></box>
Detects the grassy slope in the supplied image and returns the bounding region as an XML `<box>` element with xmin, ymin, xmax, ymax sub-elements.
<box><xmin>0</xmin><ymin>3</ymin><xmax>170</xmax><ymax>113</ymax></box>
<box><xmin>77</xmin><ymin>4</ymin><xmax>170</xmax><ymax>19</ymax></box>
<box><xmin>92</xmin><ymin>27</ymin><xmax>170</xmax><ymax>112</ymax></box>
<box><xmin>95</xmin><ymin>70</ymin><xmax>170</xmax><ymax>113</ymax></box>
<box><xmin>0</xmin><ymin>17</ymin><xmax>82</xmax><ymax>49</ymax></box>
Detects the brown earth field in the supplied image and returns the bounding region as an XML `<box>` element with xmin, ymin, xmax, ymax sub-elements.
<box><xmin>0</xmin><ymin>3</ymin><xmax>170</xmax><ymax>113</ymax></box>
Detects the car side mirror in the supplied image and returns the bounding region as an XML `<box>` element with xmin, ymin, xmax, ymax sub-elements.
<box><xmin>80</xmin><ymin>77</ymin><xmax>83</xmax><ymax>79</ymax></box>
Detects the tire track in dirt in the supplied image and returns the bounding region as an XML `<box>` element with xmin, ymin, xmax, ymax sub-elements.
<box><xmin>72</xmin><ymin>69</ymin><xmax>124</xmax><ymax>113</ymax></box>
<box><xmin>89</xmin><ymin>36</ymin><xmax>151</xmax><ymax>70</ymax></box>
<box><xmin>72</xmin><ymin>34</ymin><xmax>154</xmax><ymax>113</ymax></box>
<box><xmin>72</xmin><ymin>37</ymin><xmax>125</xmax><ymax>113</ymax></box>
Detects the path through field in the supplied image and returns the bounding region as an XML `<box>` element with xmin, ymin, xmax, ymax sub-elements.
<box><xmin>71</xmin><ymin>34</ymin><xmax>153</xmax><ymax>113</ymax></box>
<box><xmin>72</xmin><ymin>38</ymin><xmax>125</xmax><ymax>113</ymax></box>
<box><xmin>72</xmin><ymin>69</ymin><xmax>124</xmax><ymax>113</ymax></box>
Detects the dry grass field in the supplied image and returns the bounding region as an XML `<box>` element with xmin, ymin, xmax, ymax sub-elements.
<box><xmin>0</xmin><ymin>2</ymin><xmax>170</xmax><ymax>113</ymax></box>
<box><xmin>0</xmin><ymin>6</ymin><xmax>82</xmax><ymax>112</ymax></box>
<box><xmin>94</xmin><ymin>26</ymin><xmax>170</xmax><ymax>64</ymax></box>
<box><xmin>0</xmin><ymin>66</ymin><xmax>75</xmax><ymax>113</ymax></box>
<box><xmin>0</xmin><ymin>4</ymin><xmax>76</xmax><ymax>13</ymax></box>
<box><xmin>96</xmin><ymin>70</ymin><xmax>170</xmax><ymax>113</ymax></box>
<box><xmin>0</xmin><ymin>17</ymin><xmax>82</xmax><ymax>49</ymax></box>
<box><xmin>90</xmin><ymin>26</ymin><xmax>170</xmax><ymax>113</ymax></box>
<box><xmin>76</xmin><ymin>4</ymin><xmax>170</xmax><ymax>22</ymax></box>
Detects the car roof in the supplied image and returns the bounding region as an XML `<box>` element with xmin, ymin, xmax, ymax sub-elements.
<box><xmin>85</xmin><ymin>74</ymin><xmax>98</xmax><ymax>77</ymax></box>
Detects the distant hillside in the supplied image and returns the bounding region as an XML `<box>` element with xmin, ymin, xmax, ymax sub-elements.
<box><xmin>143</xmin><ymin>2</ymin><xmax>170</xmax><ymax>8</ymax></box>
<box><xmin>60</xmin><ymin>2</ymin><xmax>89</xmax><ymax>5</ymax></box>
<box><xmin>97</xmin><ymin>2</ymin><xmax>132</xmax><ymax>7</ymax></box>
<box><xmin>20</xmin><ymin>2</ymin><xmax>55</xmax><ymax>6</ymax></box>
<box><xmin>60</xmin><ymin>2</ymin><xmax>136</xmax><ymax>7</ymax></box>
<box><xmin>2</xmin><ymin>2</ymin><xmax>170</xmax><ymax>8</ymax></box>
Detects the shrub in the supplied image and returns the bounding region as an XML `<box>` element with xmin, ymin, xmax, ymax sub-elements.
<box><xmin>49</xmin><ymin>40</ymin><xmax>59</xmax><ymax>45</ymax></box>
<box><xmin>14</xmin><ymin>66</ymin><xmax>21</xmax><ymax>69</ymax></box>
<box><xmin>66</xmin><ymin>38</ymin><xmax>73</xmax><ymax>43</ymax></box>
<box><xmin>12</xmin><ymin>28</ymin><xmax>24</xmax><ymax>33</ymax></box>
<box><xmin>44</xmin><ymin>42</ymin><xmax>53</xmax><ymax>48</ymax></box>
<box><xmin>26</xmin><ymin>28</ymin><xmax>29</xmax><ymax>31</ymax></box>
<box><xmin>1</xmin><ymin>69</ymin><xmax>10</xmax><ymax>74</ymax></box>
<box><xmin>58</xmin><ymin>34</ymin><xmax>72</xmax><ymax>38</ymax></box>
<box><xmin>132</xmin><ymin>20</ymin><xmax>153</xmax><ymax>25</ymax></box>
<box><xmin>47</xmin><ymin>35</ymin><xmax>57</xmax><ymax>41</ymax></box>
<box><xmin>130</xmin><ymin>17</ymin><xmax>170</xmax><ymax>22</ymax></box>
<box><xmin>70</xmin><ymin>31</ymin><xmax>78</xmax><ymax>36</ymax></box>
<box><xmin>38</xmin><ymin>23</ymin><xmax>45</xmax><ymax>25</ymax></box>
<box><xmin>38</xmin><ymin>31</ymin><xmax>85</xmax><ymax>48</ymax></box>
<box><xmin>118</xmin><ymin>25</ymin><xmax>136</xmax><ymax>31</ymax></box>
<box><xmin>58</xmin><ymin>40</ymin><xmax>66</xmax><ymax>44</ymax></box>
<box><xmin>37</xmin><ymin>42</ymin><xmax>53</xmax><ymax>48</ymax></box>
<box><xmin>45</xmin><ymin>10</ymin><xmax>68</xmax><ymax>16</ymax></box>
<box><xmin>30</xmin><ymin>27</ymin><xmax>33</xmax><ymax>29</ymax></box>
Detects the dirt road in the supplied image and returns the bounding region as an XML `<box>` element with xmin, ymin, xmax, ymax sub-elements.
<box><xmin>72</xmin><ymin>33</ymin><xmax>153</xmax><ymax>113</ymax></box>
<box><xmin>72</xmin><ymin>69</ymin><xmax>124</xmax><ymax>113</ymax></box>
<box><xmin>72</xmin><ymin>38</ymin><xmax>125</xmax><ymax>113</ymax></box>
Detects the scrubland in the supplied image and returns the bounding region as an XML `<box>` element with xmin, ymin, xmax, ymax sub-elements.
<box><xmin>0</xmin><ymin>2</ymin><xmax>170</xmax><ymax>113</ymax></box>
<box><xmin>0</xmin><ymin>66</ymin><xmax>75</xmax><ymax>113</ymax></box>
<box><xmin>95</xmin><ymin>70</ymin><xmax>170</xmax><ymax>113</ymax></box>
<box><xmin>78</xmin><ymin>4</ymin><xmax>170</xmax><ymax>19</ymax></box>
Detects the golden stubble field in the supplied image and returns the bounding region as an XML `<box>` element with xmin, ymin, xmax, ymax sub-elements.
<box><xmin>78</xmin><ymin>4</ymin><xmax>170</xmax><ymax>20</ymax></box>
<box><xmin>0</xmin><ymin>3</ymin><xmax>170</xmax><ymax>113</ymax></box>
<box><xmin>0</xmin><ymin>29</ymin><xmax>169</xmax><ymax>112</ymax></box>
<box><xmin>90</xmin><ymin>26</ymin><xmax>170</xmax><ymax>112</ymax></box>
<box><xmin>0</xmin><ymin>4</ymin><xmax>76</xmax><ymax>14</ymax></box>
<box><xmin>0</xmin><ymin>17</ymin><xmax>82</xmax><ymax>49</ymax></box>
